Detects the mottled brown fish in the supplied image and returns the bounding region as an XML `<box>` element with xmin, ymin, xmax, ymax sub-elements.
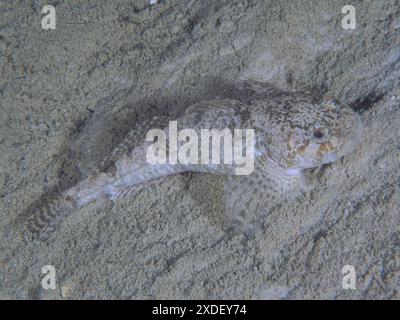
<box><xmin>23</xmin><ymin>80</ymin><xmax>362</xmax><ymax>241</ymax></box>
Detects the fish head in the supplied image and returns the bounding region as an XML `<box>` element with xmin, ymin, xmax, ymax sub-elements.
<box><xmin>279</xmin><ymin>98</ymin><xmax>363</xmax><ymax>169</ymax></box>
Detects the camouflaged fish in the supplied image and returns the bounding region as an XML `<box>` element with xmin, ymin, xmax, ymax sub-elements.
<box><xmin>23</xmin><ymin>80</ymin><xmax>363</xmax><ymax>241</ymax></box>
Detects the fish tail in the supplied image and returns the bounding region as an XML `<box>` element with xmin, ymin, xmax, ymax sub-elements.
<box><xmin>23</xmin><ymin>195</ymin><xmax>77</xmax><ymax>242</ymax></box>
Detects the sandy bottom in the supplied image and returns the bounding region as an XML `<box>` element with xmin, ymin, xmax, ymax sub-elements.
<box><xmin>0</xmin><ymin>0</ymin><xmax>399</xmax><ymax>299</ymax></box>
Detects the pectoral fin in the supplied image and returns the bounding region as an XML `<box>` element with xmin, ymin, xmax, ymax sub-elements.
<box><xmin>224</xmin><ymin>156</ymin><xmax>308</xmax><ymax>236</ymax></box>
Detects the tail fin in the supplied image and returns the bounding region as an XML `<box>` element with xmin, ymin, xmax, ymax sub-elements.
<box><xmin>23</xmin><ymin>195</ymin><xmax>77</xmax><ymax>242</ymax></box>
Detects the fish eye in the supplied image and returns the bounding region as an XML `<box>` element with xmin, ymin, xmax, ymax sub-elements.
<box><xmin>313</xmin><ymin>129</ymin><xmax>324</xmax><ymax>139</ymax></box>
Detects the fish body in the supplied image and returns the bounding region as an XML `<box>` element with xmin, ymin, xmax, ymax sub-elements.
<box><xmin>23</xmin><ymin>81</ymin><xmax>362</xmax><ymax>241</ymax></box>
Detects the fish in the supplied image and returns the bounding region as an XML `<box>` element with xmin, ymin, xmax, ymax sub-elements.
<box><xmin>23</xmin><ymin>80</ymin><xmax>363</xmax><ymax>241</ymax></box>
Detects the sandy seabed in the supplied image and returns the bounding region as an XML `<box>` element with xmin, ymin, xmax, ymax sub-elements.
<box><xmin>0</xmin><ymin>0</ymin><xmax>399</xmax><ymax>299</ymax></box>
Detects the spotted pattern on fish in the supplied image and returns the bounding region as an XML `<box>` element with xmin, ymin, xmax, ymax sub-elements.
<box><xmin>23</xmin><ymin>80</ymin><xmax>363</xmax><ymax>241</ymax></box>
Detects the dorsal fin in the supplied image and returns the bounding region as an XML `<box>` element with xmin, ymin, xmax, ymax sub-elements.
<box><xmin>237</xmin><ymin>80</ymin><xmax>288</xmax><ymax>100</ymax></box>
<box><xmin>99</xmin><ymin>115</ymin><xmax>171</xmax><ymax>171</ymax></box>
<box><xmin>185</xmin><ymin>99</ymin><xmax>242</xmax><ymax>116</ymax></box>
